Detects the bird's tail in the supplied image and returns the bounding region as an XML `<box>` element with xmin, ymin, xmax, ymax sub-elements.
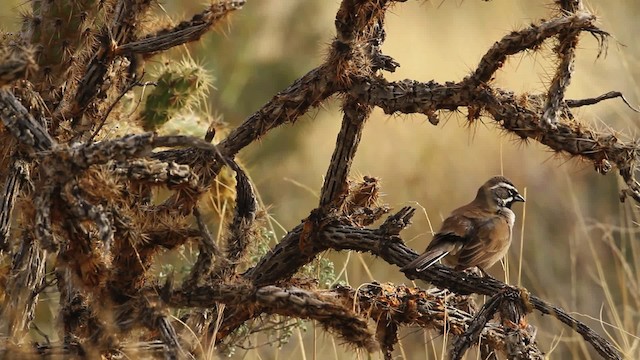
<box><xmin>401</xmin><ymin>250</ymin><xmax>449</xmax><ymax>272</ymax></box>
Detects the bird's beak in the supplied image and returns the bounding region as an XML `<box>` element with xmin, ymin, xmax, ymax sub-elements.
<box><xmin>514</xmin><ymin>194</ymin><xmax>525</xmax><ymax>202</ymax></box>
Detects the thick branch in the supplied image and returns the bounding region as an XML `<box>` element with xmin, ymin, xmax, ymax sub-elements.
<box><xmin>256</xmin><ymin>285</ymin><xmax>378</xmax><ymax>352</ymax></box>
<box><xmin>67</xmin><ymin>134</ymin><xmax>217</xmax><ymax>169</ymax></box>
<box><xmin>151</xmin><ymin>64</ymin><xmax>337</xmax><ymax>190</ymax></box>
<box><xmin>111</xmin><ymin>159</ymin><xmax>200</xmax><ymax>189</ymax></box>
<box><xmin>243</xmin><ymin>223</ymin><xmax>311</xmax><ymax>286</ymax></box>
<box><xmin>168</xmin><ymin>282</ymin><xmax>255</xmax><ymax>307</ymax></box>
<box><xmin>219</xmin><ymin>66</ymin><xmax>336</xmax><ymax>159</ymax></box>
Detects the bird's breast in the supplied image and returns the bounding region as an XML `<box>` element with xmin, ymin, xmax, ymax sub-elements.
<box><xmin>499</xmin><ymin>208</ymin><xmax>516</xmax><ymax>228</ymax></box>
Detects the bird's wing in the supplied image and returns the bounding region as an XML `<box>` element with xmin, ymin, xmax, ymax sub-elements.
<box><xmin>401</xmin><ymin>214</ymin><xmax>473</xmax><ymax>272</ymax></box>
<box><xmin>456</xmin><ymin>215</ymin><xmax>511</xmax><ymax>270</ymax></box>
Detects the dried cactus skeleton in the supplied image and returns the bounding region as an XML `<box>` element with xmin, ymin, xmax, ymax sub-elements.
<box><xmin>0</xmin><ymin>0</ymin><xmax>634</xmax><ymax>359</ymax></box>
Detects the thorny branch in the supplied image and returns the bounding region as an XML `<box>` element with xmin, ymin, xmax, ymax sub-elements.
<box><xmin>450</xmin><ymin>287</ymin><xmax>542</xmax><ymax>360</ymax></box>
<box><xmin>541</xmin><ymin>0</ymin><xmax>583</xmax><ymax>128</ymax></box>
<box><xmin>0</xmin><ymin>159</ymin><xmax>31</xmax><ymax>250</ymax></box>
<box><xmin>117</xmin><ymin>1</ymin><xmax>246</xmax><ymax>57</ymax></box>
<box><xmin>0</xmin><ymin>0</ymin><xmax>635</xmax><ymax>359</ymax></box>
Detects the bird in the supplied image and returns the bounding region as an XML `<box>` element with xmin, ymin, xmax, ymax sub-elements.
<box><xmin>401</xmin><ymin>176</ymin><xmax>525</xmax><ymax>274</ymax></box>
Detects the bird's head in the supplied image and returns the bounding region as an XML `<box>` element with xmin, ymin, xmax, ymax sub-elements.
<box><xmin>476</xmin><ymin>176</ymin><xmax>525</xmax><ymax>210</ymax></box>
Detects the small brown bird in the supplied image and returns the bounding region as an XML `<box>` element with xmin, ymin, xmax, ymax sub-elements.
<box><xmin>401</xmin><ymin>176</ymin><xmax>525</xmax><ymax>273</ymax></box>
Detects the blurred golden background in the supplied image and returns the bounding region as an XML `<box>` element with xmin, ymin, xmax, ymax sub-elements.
<box><xmin>2</xmin><ymin>0</ymin><xmax>639</xmax><ymax>358</ymax></box>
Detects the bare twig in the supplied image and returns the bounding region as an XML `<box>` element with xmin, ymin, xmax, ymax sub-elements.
<box><xmin>566</xmin><ymin>91</ymin><xmax>640</xmax><ymax>112</ymax></box>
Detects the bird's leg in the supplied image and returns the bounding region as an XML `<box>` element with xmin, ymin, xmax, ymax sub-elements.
<box><xmin>463</xmin><ymin>266</ymin><xmax>485</xmax><ymax>278</ymax></box>
<box><xmin>463</xmin><ymin>266</ymin><xmax>499</xmax><ymax>281</ymax></box>
<box><xmin>478</xmin><ymin>267</ymin><xmax>489</xmax><ymax>277</ymax></box>
<box><xmin>478</xmin><ymin>267</ymin><xmax>501</xmax><ymax>283</ymax></box>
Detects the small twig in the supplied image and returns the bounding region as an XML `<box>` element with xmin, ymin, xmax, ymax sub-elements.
<box><xmin>193</xmin><ymin>206</ymin><xmax>221</xmax><ymax>258</ymax></box>
<box><xmin>566</xmin><ymin>91</ymin><xmax>640</xmax><ymax>112</ymax></box>
<box><xmin>30</xmin><ymin>323</ymin><xmax>51</xmax><ymax>345</ymax></box>
<box><xmin>89</xmin><ymin>75</ymin><xmax>144</xmax><ymax>142</ymax></box>
<box><xmin>33</xmin><ymin>274</ymin><xmax>58</xmax><ymax>296</ymax></box>
<box><xmin>181</xmin><ymin>207</ymin><xmax>224</xmax><ymax>290</ymax></box>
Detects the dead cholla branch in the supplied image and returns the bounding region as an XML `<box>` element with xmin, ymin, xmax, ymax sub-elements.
<box><xmin>450</xmin><ymin>287</ymin><xmax>541</xmax><ymax>360</ymax></box>
<box><xmin>350</xmin><ymin>77</ymin><xmax>639</xmax><ymax>202</ymax></box>
<box><xmin>0</xmin><ymin>89</ymin><xmax>55</xmax><ymax>151</ymax></box>
<box><xmin>0</xmin><ymin>0</ymin><xmax>633</xmax><ymax>359</ymax></box>
<box><xmin>470</xmin><ymin>11</ymin><xmax>602</xmax><ymax>86</ymax></box>
<box><xmin>111</xmin><ymin>159</ymin><xmax>200</xmax><ymax>189</ymax></box>
<box><xmin>541</xmin><ymin>0</ymin><xmax>585</xmax><ymax>128</ymax></box>
<box><xmin>0</xmin><ymin>160</ymin><xmax>31</xmax><ymax>251</ymax></box>
<box><xmin>0</xmin><ymin>282</ymin><xmax>546</xmax><ymax>359</ymax></box>
<box><xmin>256</xmin><ymin>285</ymin><xmax>378</xmax><ymax>352</ymax></box>
<box><xmin>117</xmin><ymin>1</ymin><xmax>246</xmax><ymax>57</ymax></box>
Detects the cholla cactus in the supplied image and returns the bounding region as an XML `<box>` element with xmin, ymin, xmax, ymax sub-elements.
<box><xmin>19</xmin><ymin>0</ymin><xmax>99</xmax><ymax>103</ymax></box>
<box><xmin>141</xmin><ymin>58</ymin><xmax>213</xmax><ymax>131</ymax></box>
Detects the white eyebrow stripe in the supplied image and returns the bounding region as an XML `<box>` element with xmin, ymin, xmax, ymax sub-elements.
<box><xmin>490</xmin><ymin>182</ymin><xmax>517</xmax><ymax>191</ymax></box>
